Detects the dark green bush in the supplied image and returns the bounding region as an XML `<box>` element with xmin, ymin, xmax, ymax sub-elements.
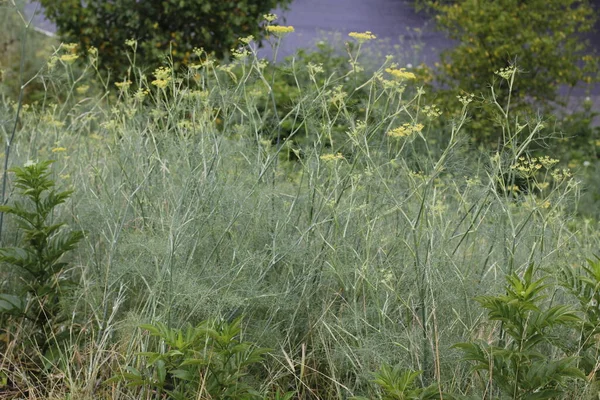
<box><xmin>0</xmin><ymin>161</ymin><xmax>83</xmax><ymax>352</ymax></box>
<box><xmin>418</xmin><ymin>0</ymin><xmax>599</xmax><ymax>144</ymax></box>
<box><xmin>39</xmin><ymin>0</ymin><xmax>292</xmax><ymax>78</ymax></box>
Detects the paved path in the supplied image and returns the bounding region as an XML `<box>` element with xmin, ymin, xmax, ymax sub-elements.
<box><xmin>269</xmin><ymin>0</ymin><xmax>455</xmax><ymax>64</ymax></box>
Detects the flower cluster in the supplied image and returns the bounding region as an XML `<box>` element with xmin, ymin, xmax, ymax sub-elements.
<box><xmin>457</xmin><ymin>93</ymin><xmax>475</xmax><ymax>106</ymax></box>
<box><xmin>328</xmin><ymin>85</ymin><xmax>347</xmax><ymax>106</ymax></box>
<box><xmin>76</xmin><ymin>84</ymin><xmax>90</xmax><ymax>95</ymax></box>
<box><xmin>59</xmin><ymin>54</ymin><xmax>78</xmax><ymax>64</ymax></box>
<box><xmin>115</xmin><ymin>80</ymin><xmax>132</xmax><ymax>91</ymax></box>
<box><xmin>385</xmin><ymin>67</ymin><xmax>415</xmax><ymax>80</ymax></box>
<box><xmin>263</xmin><ymin>13</ymin><xmax>277</xmax><ymax>22</ymax></box>
<box><xmin>239</xmin><ymin>35</ymin><xmax>254</xmax><ymax>45</ymax></box>
<box><xmin>348</xmin><ymin>31</ymin><xmax>376</xmax><ymax>43</ymax></box>
<box><xmin>320</xmin><ymin>153</ymin><xmax>345</xmax><ymax>162</ymax></box>
<box><xmin>495</xmin><ymin>66</ymin><xmax>516</xmax><ymax>80</ymax></box>
<box><xmin>422</xmin><ymin>105</ymin><xmax>442</xmax><ymax>118</ymax></box>
<box><xmin>88</xmin><ymin>46</ymin><xmax>98</xmax><ymax>65</ymax></box>
<box><xmin>152</xmin><ymin>66</ymin><xmax>171</xmax><ymax>89</ymax></box>
<box><xmin>510</xmin><ymin>157</ymin><xmax>543</xmax><ymax>177</ymax></box>
<box><xmin>61</xmin><ymin>43</ymin><xmax>78</xmax><ymax>52</ymax></box>
<box><xmin>537</xmin><ymin>155</ymin><xmax>560</xmax><ymax>169</ymax></box>
<box><xmin>387</xmin><ymin>123</ymin><xmax>424</xmax><ymax>138</ymax></box>
<box><xmin>307</xmin><ymin>62</ymin><xmax>324</xmax><ymax>76</ymax></box>
<box><xmin>42</xmin><ymin>114</ymin><xmax>65</xmax><ymax>128</ymax></box>
<box><xmin>125</xmin><ymin>38</ymin><xmax>137</xmax><ymax>48</ymax></box>
<box><xmin>133</xmin><ymin>88</ymin><xmax>150</xmax><ymax>102</ymax></box>
<box><xmin>231</xmin><ymin>47</ymin><xmax>251</xmax><ymax>60</ymax></box>
<box><xmin>266</xmin><ymin>25</ymin><xmax>295</xmax><ymax>37</ymax></box>
<box><xmin>551</xmin><ymin>168</ymin><xmax>572</xmax><ymax>182</ymax></box>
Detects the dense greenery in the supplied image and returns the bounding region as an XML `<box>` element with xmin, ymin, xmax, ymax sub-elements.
<box><xmin>417</xmin><ymin>0</ymin><xmax>599</xmax><ymax>144</ymax></box>
<box><xmin>1</xmin><ymin>1</ymin><xmax>600</xmax><ymax>399</ymax></box>
<box><xmin>37</xmin><ymin>0</ymin><xmax>292</xmax><ymax>78</ymax></box>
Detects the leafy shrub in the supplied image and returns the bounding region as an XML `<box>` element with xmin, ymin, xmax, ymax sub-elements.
<box><xmin>455</xmin><ymin>264</ymin><xmax>585</xmax><ymax>399</ymax></box>
<box><xmin>420</xmin><ymin>0</ymin><xmax>599</xmax><ymax>144</ymax></box>
<box><xmin>0</xmin><ymin>161</ymin><xmax>83</xmax><ymax>396</ymax></box>
<box><xmin>38</xmin><ymin>0</ymin><xmax>292</xmax><ymax>78</ymax></box>
<box><xmin>115</xmin><ymin>317</ymin><xmax>269</xmax><ymax>399</ymax></box>
<box><xmin>0</xmin><ymin>161</ymin><xmax>83</xmax><ymax>347</ymax></box>
<box><xmin>353</xmin><ymin>366</ymin><xmax>445</xmax><ymax>400</ymax></box>
<box><xmin>560</xmin><ymin>256</ymin><xmax>600</xmax><ymax>378</ymax></box>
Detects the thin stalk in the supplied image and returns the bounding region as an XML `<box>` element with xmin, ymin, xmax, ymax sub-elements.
<box><xmin>0</xmin><ymin>10</ymin><xmax>31</xmax><ymax>242</ymax></box>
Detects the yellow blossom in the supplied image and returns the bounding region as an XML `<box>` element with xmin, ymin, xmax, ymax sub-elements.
<box><xmin>422</xmin><ymin>105</ymin><xmax>442</xmax><ymax>118</ymax></box>
<box><xmin>239</xmin><ymin>35</ymin><xmax>254</xmax><ymax>45</ymax></box>
<box><xmin>535</xmin><ymin>182</ymin><xmax>550</xmax><ymax>191</ymax></box>
<box><xmin>76</xmin><ymin>85</ymin><xmax>90</xmax><ymax>94</ymax></box>
<box><xmin>51</xmin><ymin>147</ymin><xmax>67</xmax><ymax>153</ymax></box>
<box><xmin>348</xmin><ymin>31</ymin><xmax>376</xmax><ymax>42</ymax></box>
<box><xmin>154</xmin><ymin>66</ymin><xmax>171</xmax><ymax>80</ymax></box>
<box><xmin>385</xmin><ymin>67</ymin><xmax>415</xmax><ymax>80</ymax></box>
<box><xmin>263</xmin><ymin>13</ymin><xmax>277</xmax><ymax>22</ymax></box>
<box><xmin>266</xmin><ymin>25</ymin><xmax>295</xmax><ymax>36</ymax></box>
<box><xmin>151</xmin><ymin>66</ymin><xmax>172</xmax><ymax>89</ymax></box>
<box><xmin>61</xmin><ymin>43</ymin><xmax>78</xmax><ymax>52</ymax></box>
<box><xmin>387</xmin><ymin>123</ymin><xmax>423</xmax><ymax>138</ymax></box>
<box><xmin>495</xmin><ymin>66</ymin><xmax>517</xmax><ymax>80</ymax></box>
<box><xmin>133</xmin><ymin>88</ymin><xmax>149</xmax><ymax>101</ymax></box>
<box><xmin>152</xmin><ymin>79</ymin><xmax>169</xmax><ymax>89</ymax></box>
<box><xmin>59</xmin><ymin>54</ymin><xmax>78</xmax><ymax>64</ymax></box>
<box><xmin>125</xmin><ymin>38</ymin><xmax>137</xmax><ymax>48</ymax></box>
<box><xmin>320</xmin><ymin>153</ymin><xmax>345</xmax><ymax>162</ymax></box>
<box><xmin>115</xmin><ymin>80</ymin><xmax>132</xmax><ymax>90</ymax></box>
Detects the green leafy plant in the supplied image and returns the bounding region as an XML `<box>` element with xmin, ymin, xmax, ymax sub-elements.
<box><xmin>455</xmin><ymin>263</ymin><xmax>585</xmax><ymax>399</ymax></box>
<box><xmin>374</xmin><ymin>366</ymin><xmax>443</xmax><ymax>400</ymax></box>
<box><xmin>115</xmin><ymin>317</ymin><xmax>270</xmax><ymax>399</ymax></box>
<box><xmin>0</xmin><ymin>160</ymin><xmax>83</xmax><ymax>350</ymax></box>
<box><xmin>559</xmin><ymin>255</ymin><xmax>600</xmax><ymax>378</ymax></box>
<box><xmin>38</xmin><ymin>0</ymin><xmax>292</xmax><ymax>78</ymax></box>
<box><xmin>352</xmin><ymin>365</ymin><xmax>446</xmax><ymax>400</ymax></box>
<box><xmin>419</xmin><ymin>0</ymin><xmax>599</xmax><ymax>144</ymax></box>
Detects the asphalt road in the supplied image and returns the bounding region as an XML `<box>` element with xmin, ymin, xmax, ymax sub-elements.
<box><xmin>268</xmin><ymin>0</ymin><xmax>455</xmax><ymax>64</ymax></box>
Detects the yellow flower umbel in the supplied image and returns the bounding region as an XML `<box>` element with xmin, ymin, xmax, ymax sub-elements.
<box><xmin>385</xmin><ymin>67</ymin><xmax>416</xmax><ymax>81</ymax></box>
<box><xmin>151</xmin><ymin>66</ymin><xmax>172</xmax><ymax>89</ymax></box>
<box><xmin>320</xmin><ymin>153</ymin><xmax>345</xmax><ymax>162</ymax></box>
<box><xmin>387</xmin><ymin>123</ymin><xmax>424</xmax><ymax>138</ymax></box>
<box><xmin>266</xmin><ymin>25</ymin><xmax>295</xmax><ymax>37</ymax></box>
<box><xmin>115</xmin><ymin>80</ymin><xmax>132</xmax><ymax>91</ymax></box>
<box><xmin>76</xmin><ymin>84</ymin><xmax>90</xmax><ymax>95</ymax></box>
<box><xmin>61</xmin><ymin>43</ymin><xmax>78</xmax><ymax>52</ymax></box>
<box><xmin>348</xmin><ymin>31</ymin><xmax>376</xmax><ymax>43</ymax></box>
<box><xmin>59</xmin><ymin>54</ymin><xmax>79</xmax><ymax>64</ymax></box>
<box><xmin>263</xmin><ymin>13</ymin><xmax>277</xmax><ymax>23</ymax></box>
<box><xmin>57</xmin><ymin>42</ymin><xmax>80</xmax><ymax>65</ymax></box>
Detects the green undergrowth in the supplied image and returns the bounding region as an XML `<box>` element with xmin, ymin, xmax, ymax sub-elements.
<box><xmin>1</xmin><ymin>8</ymin><xmax>600</xmax><ymax>399</ymax></box>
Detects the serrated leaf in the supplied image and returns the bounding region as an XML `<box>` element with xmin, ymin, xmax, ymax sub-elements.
<box><xmin>170</xmin><ymin>368</ymin><xmax>193</xmax><ymax>381</ymax></box>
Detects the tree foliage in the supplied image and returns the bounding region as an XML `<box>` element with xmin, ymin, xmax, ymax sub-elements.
<box><xmin>39</xmin><ymin>0</ymin><xmax>292</xmax><ymax>78</ymax></box>
<box><xmin>433</xmin><ymin>0</ymin><xmax>598</xmax><ymax>99</ymax></box>
<box><xmin>422</xmin><ymin>0</ymin><xmax>599</xmax><ymax>143</ymax></box>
